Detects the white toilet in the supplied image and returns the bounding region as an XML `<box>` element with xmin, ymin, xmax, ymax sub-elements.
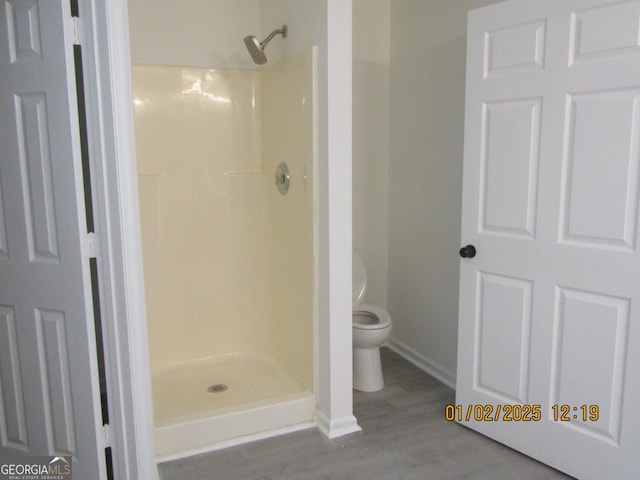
<box><xmin>352</xmin><ymin>249</ymin><xmax>392</xmax><ymax>392</ymax></box>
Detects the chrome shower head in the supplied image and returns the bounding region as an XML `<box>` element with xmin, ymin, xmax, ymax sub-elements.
<box><xmin>244</xmin><ymin>36</ymin><xmax>266</xmax><ymax>65</ymax></box>
<box><xmin>243</xmin><ymin>25</ymin><xmax>288</xmax><ymax>65</ymax></box>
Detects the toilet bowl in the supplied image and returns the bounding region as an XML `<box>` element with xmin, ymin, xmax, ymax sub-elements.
<box><xmin>353</xmin><ymin>250</ymin><xmax>392</xmax><ymax>392</ymax></box>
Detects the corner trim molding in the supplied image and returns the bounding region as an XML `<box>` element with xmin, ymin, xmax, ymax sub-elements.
<box><xmin>386</xmin><ymin>338</ymin><xmax>457</xmax><ymax>390</ymax></box>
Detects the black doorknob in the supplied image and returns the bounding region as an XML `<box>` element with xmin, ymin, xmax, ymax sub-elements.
<box><xmin>459</xmin><ymin>245</ymin><xmax>476</xmax><ymax>258</ymax></box>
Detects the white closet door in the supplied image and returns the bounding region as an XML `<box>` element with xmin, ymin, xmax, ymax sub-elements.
<box><xmin>457</xmin><ymin>0</ymin><xmax>640</xmax><ymax>478</ymax></box>
<box><xmin>0</xmin><ymin>1</ymin><xmax>104</xmax><ymax>478</ymax></box>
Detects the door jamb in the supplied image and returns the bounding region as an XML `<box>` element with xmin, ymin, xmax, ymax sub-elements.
<box><xmin>77</xmin><ymin>1</ymin><xmax>157</xmax><ymax>478</ymax></box>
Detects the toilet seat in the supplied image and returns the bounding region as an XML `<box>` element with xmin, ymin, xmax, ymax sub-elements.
<box><xmin>352</xmin><ymin>249</ymin><xmax>367</xmax><ymax>307</ymax></box>
<box><xmin>352</xmin><ymin>303</ymin><xmax>391</xmax><ymax>330</ymax></box>
<box><xmin>352</xmin><ymin>249</ymin><xmax>392</xmax><ymax>392</ymax></box>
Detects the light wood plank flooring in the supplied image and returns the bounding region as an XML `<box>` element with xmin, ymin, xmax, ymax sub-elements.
<box><xmin>158</xmin><ymin>348</ymin><xmax>573</xmax><ymax>480</ymax></box>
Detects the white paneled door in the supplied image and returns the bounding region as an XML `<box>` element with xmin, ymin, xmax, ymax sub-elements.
<box><xmin>0</xmin><ymin>1</ymin><xmax>104</xmax><ymax>478</ymax></box>
<box><xmin>457</xmin><ymin>0</ymin><xmax>640</xmax><ymax>478</ymax></box>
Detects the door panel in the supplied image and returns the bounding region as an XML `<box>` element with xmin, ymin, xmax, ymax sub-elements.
<box><xmin>570</xmin><ymin>2</ymin><xmax>640</xmax><ymax>62</ymax></box>
<box><xmin>0</xmin><ymin>1</ymin><xmax>104</xmax><ymax>478</ymax></box>
<box><xmin>480</xmin><ymin>98</ymin><xmax>541</xmax><ymax>238</ymax></box>
<box><xmin>0</xmin><ymin>305</ymin><xmax>26</xmax><ymax>450</ymax></box>
<box><xmin>458</xmin><ymin>1</ymin><xmax>640</xmax><ymax>478</ymax></box>
<box><xmin>476</xmin><ymin>273</ymin><xmax>533</xmax><ymax>404</ymax></box>
<box><xmin>484</xmin><ymin>20</ymin><xmax>546</xmax><ymax>76</ymax></box>
<box><xmin>551</xmin><ymin>287</ymin><xmax>629</xmax><ymax>444</ymax></box>
<box><xmin>561</xmin><ymin>91</ymin><xmax>640</xmax><ymax>249</ymax></box>
<box><xmin>16</xmin><ymin>92</ymin><xmax>61</xmax><ymax>261</ymax></box>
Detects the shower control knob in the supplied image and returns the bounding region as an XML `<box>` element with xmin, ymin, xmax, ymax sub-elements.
<box><xmin>459</xmin><ymin>244</ymin><xmax>476</xmax><ymax>258</ymax></box>
<box><xmin>275</xmin><ymin>162</ymin><xmax>290</xmax><ymax>195</ymax></box>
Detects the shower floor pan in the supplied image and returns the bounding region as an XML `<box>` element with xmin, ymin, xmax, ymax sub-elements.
<box><xmin>152</xmin><ymin>353</ymin><xmax>315</xmax><ymax>457</ymax></box>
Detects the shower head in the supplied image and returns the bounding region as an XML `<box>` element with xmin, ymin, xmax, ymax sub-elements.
<box><xmin>243</xmin><ymin>25</ymin><xmax>288</xmax><ymax>65</ymax></box>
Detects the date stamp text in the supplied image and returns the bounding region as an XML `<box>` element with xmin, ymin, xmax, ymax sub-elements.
<box><xmin>444</xmin><ymin>404</ymin><xmax>599</xmax><ymax>422</ymax></box>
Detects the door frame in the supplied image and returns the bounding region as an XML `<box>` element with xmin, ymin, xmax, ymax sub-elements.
<box><xmin>77</xmin><ymin>0</ymin><xmax>156</xmax><ymax>478</ymax></box>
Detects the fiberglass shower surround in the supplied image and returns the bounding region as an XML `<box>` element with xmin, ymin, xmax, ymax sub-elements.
<box><xmin>132</xmin><ymin>33</ymin><xmax>316</xmax><ymax>455</ymax></box>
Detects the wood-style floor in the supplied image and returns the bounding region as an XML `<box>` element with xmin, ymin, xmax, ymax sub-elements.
<box><xmin>158</xmin><ymin>348</ymin><xmax>573</xmax><ymax>480</ymax></box>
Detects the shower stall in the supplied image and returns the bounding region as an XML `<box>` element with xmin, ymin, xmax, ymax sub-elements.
<box><xmin>129</xmin><ymin>5</ymin><xmax>317</xmax><ymax>457</ymax></box>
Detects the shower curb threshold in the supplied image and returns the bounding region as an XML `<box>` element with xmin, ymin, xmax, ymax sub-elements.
<box><xmin>156</xmin><ymin>420</ymin><xmax>317</xmax><ymax>463</ymax></box>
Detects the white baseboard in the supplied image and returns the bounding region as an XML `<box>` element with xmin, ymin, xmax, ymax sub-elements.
<box><xmin>316</xmin><ymin>411</ymin><xmax>362</xmax><ymax>439</ymax></box>
<box><xmin>386</xmin><ymin>338</ymin><xmax>457</xmax><ymax>390</ymax></box>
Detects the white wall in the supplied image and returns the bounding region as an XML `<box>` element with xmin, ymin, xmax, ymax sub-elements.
<box><xmin>128</xmin><ymin>0</ymin><xmax>260</xmax><ymax>69</ymax></box>
<box><xmin>387</xmin><ymin>0</ymin><xmax>502</xmax><ymax>382</ymax></box>
<box><xmin>259</xmin><ymin>0</ymin><xmax>323</xmax><ymax>65</ymax></box>
<box><xmin>352</xmin><ymin>0</ymin><xmax>390</xmax><ymax>308</ymax></box>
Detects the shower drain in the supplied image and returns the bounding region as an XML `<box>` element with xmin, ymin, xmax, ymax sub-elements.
<box><xmin>207</xmin><ymin>384</ymin><xmax>228</xmax><ymax>393</ymax></box>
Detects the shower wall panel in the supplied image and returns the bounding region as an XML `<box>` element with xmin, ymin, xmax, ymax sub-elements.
<box><xmin>133</xmin><ymin>51</ymin><xmax>315</xmax><ymax>390</ymax></box>
<box><xmin>133</xmin><ymin>66</ymin><xmax>273</xmax><ymax>372</ymax></box>
<box><xmin>261</xmin><ymin>49</ymin><xmax>316</xmax><ymax>392</ymax></box>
